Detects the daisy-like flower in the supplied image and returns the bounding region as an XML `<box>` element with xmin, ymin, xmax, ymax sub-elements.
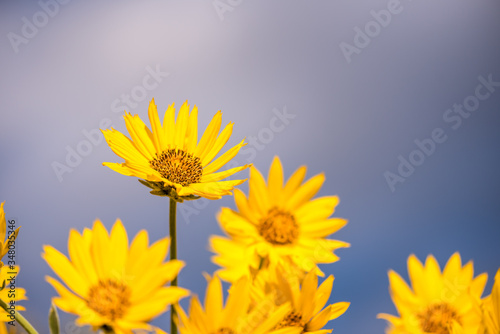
<box><xmin>0</xmin><ymin>202</ymin><xmax>20</xmax><ymax>261</ymax></box>
<box><xmin>102</xmin><ymin>98</ymin><xmax>249</xmax><ymax>201</ymax></box>
<box><xmin>378</xmin><ymin>253</ymin><xmax>488</xmax><ymax>334</ymax></box>
<box><xmin>253</xmin><ymin>267</ymin><xmax>349</xmax><ymax>333</ymax></box>
<box><xmin>42</xmin><ymin>219</ymin><xmax>189</xmax><ymax>334</ymax></box>
<box><xmin>481</xmin><ymin>268</ymin><xmax>500</xmax><ymax>334</ymax></box>
<box><xmin>175</xmin><ymin>275</ymin><xmax>300</xmax><ymax>334</ymax></box>
<box><xmin>210</xmin><ymin>156</ymin><xmax>349</xmax><ymax>282</ymax></box>
<box><xmin>0</xmin><ymin>265</ymin><xmax>27</xmax><ymax>333</ymax></box>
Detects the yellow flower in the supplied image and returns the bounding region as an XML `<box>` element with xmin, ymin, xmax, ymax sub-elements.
<box><xmin>0</xmin><ymin>202</ymin><xmax>20</xmax><ymax>261</ymax></box>
<box><xmin>278</xmin><ymin>272</ymin><xmax>349</xmax><ymax>333</ymax></box>
<box><xmin>42</xmin><ymin>219</ymin><xmax>189</xmax><ymax>334</ymax></box>
<box><xmin>252</xmin><ymin>267</ymin><xmax>349</xmax><ymax>333</ymax></box>
<box><xmin>210</xmin><ymin>156</ymin><xmax>349</xmax><ymax>282</ymax></box>
<box><xmin>175</xmin><ymin>275</ymin><xmax>299</xmax><ymax>334</ymax></box>
<box><xmin>378</xmin><ymin>253</ymin><xmax>488</xmax><ymax>334</ymax></box>
<box><xmin>0</xmin><ymin>265</ymin><xmax>27</xmax><ymax>333</ymax></box>
<box><xmin>102</xmin><ymin>98</ymin><xmax>249</xmax><ymax>201</ymax></box>
<box><xmin>481</xmin><ymin>268</ymin><xmax>500</xmax><ymax>334</ymax></box>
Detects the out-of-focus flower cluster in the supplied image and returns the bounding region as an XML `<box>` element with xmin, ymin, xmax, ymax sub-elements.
<box><xmin>1</xmin><ymin>98</ymin><xmax>498</xmax><ymax>334</ymax></box>
<box><xmin>378</xmin><ymin>253</ymin><xmax>500</xmax><ymax>334</ymax></box>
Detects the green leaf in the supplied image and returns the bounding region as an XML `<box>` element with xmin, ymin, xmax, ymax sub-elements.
<box><xmin>48</xmin><ymin>303</ymin><xmax>60</xmax><ymax>334</ymax></box>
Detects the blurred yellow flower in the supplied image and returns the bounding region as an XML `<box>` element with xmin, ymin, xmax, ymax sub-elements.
<box><xmin>0</xmin><ymin>202</ymin><xmax>20</xmax><ymax>262</ymax></box>
<box><xmin>253</xmin><ymin>268</ymin><xmax>349</xmax><ymax>333</ymax></box>
<box><xmin>481</xmin><ymin>268</ymin><xmax>500</xmax><ymax>334</ymax></box>
<box><xmin>210</xmin><ymin>156</ymin><xmax>349</xmax><ymax>282</ymax></box>
<box><xmin>378</xmin><ymin>253</ymin><xmax>488</xmax><ymax>334</ymax></box>
<box><xmin>176</xmin><ymin>275</ymin><xmax>298</xmax><ymax>334</ymax></box>
<box><xmin>0</xmin><ymin>265</ymin><xmax>27</xmax><ymax>333</ymax></box>
<box><xmin>102</xmin><ymin>98</ymin><xmax>249</xmax><ymax>201</ymax></box>
<box><xmin>42</xmin><ymin>219</ymin><xmax>189</xmax><ymax>334</ymax></box>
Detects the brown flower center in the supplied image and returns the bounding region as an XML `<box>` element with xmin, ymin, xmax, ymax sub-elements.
<box><xmin>150</xmin><ymin>149</ymin><xmax>203</xmax><ymax>186</ymax></box>
<box><xmin>275</xmin><ymin>311</ymin><xmax>305</xmax><ymax>330</ymax></box>
<box><xmin>86</xmin><ymin>279</ymin><xmax>131</xmax><ymax>320</ymax></box>
<box><xmin>417</xmin><ymin>303</ymin><xmax>461</xmax><ymax>334</ymax></box>
<box><xmin>258</xmin><ymin>207</ymin><xmax>299</xmax><ymax>245</ymax></box>
<box><xmin>212</xmin><ymin>328</ymin><xmax>235</xmax><ymax>334</ymax></box>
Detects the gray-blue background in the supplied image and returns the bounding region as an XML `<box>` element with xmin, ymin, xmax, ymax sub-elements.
<box><xmin>1</xmin><ymin>1</ymin><xmax>499</xmax><ymax>333</ymax></box>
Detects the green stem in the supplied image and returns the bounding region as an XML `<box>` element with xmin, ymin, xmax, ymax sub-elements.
<box><xmin>0</xmin><ymin>299</ymin><xmax>39</xmax><ymax>334</ymax></box>
<box><xmin>169</xmin><ymin>198</ymin><xmax>178</xmax><ymax>334</ymax></box>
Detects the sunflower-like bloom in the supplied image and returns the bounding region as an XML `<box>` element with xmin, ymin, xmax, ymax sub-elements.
<box><xmin>378</xmin><ymin>253</ymin><xmax>488</xmax><ymax>334</ymax></box>
<box><xmin>481</xmin><ymin>268</ymin><xmax>500</xmax><ymax>334</ymax></box>
<box><xmin>210</xmin><ymin>156</ymin><xmax>349</xmax><ymax>282</ymax></box>
<box><xmin>0</xmin><ymin>202</ymin><xmax>20</xmax><ymax>262</ymax></box>
<box><xmin>175</xmin><ymin>275</ymin><xmax>299</xmax><ymax>334</ymax></box>
<box><xmin>42</xmin><ymin>219</ymin><xmax>189</xmax><ymax>334</ymax></box>
<box><xmin>252</xmin><ymin>267</ymin><xmax>349</xmax><ymax>333</ymax></box>
<box><xmin>0</xmin><ymin>265</ymin><xmax>27</xmax><ymax>333</ymax></box>
<box><xmin>102</xmin><ymin>98</ymin><xmax>249</xmax><ymax>201</ymax></box>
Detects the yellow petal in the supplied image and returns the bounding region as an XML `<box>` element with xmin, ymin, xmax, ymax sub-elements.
<box><xmin>205</xmin><ymin>276</ymin><xmax>223</xmax><ymax>328</ymax></box>
<box><xmin>201</xmin><ymin>122</ymin><xmax>234</xmax><ymax>166</ymax></box>
<box><xmin>186</xmin><ymin>105</ymin><xmax>199</xmax><ymax>154</ymax></box>
<box><xmin>163</xmin><ymin>103</ymin><xmax>176</xmax><ymax>148</ymax></box>
<box><xmin>42</xmin><ymin>246</ymin><xmax>89</xmax><ymax>298</ymax></box>
<box><xmin>174</xmin><ymin>101</ymin><xmax>190</xmax><ymax>149</ymax></box>
<box><xmin>123</xmin><ymin>113</ymin><xmax>156</xmax><ymax>159</ymax></box>
<box><xmin>285</xmin><ymin>173</ymin><xmax>325</xmax><ymax>211</ymax></box>
<box><xmin>283</xmin><ymin>166</ymin><xmax>307</xmax><ymax>197</ymax></box>
<box><xmin>248</xmin><ymin>166</ymin><xmax>270</xmax><ymax>216</ymax></box>
<box><xmin>202</xmin><ymin>139</ymin><xmax>246</xmax><ymax>174</ymax></box>
<box><xmin>268</xmin><ymin>156</ymin><xmax>284</xmax><ymax>206</ymax></box>
<box><xmin>195</xmin><ymin>111</ymin><xmax>222</xmax><ymax>161</ymax></box>
<box><xmin>201</xmin><ymin>164</ymin><xmax>249</xmax><ymax>183</ymax></box>
<box><xmin>102</xmin><ymin>128</ymin><xmax>150</xmax><ymax>164</ymax></box>
<box><xmin>147</xmin><ymin>98</ymin><xmax>165</xmax><ymax>152</ymax></box>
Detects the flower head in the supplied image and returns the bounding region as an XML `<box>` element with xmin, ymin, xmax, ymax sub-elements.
<box><xmin>42</xmin><ymin>219</ymin><xmax>189</xmax><ymax>333</ymax></box>
<box><xmin>176</xmin><ymin>275</ymin><xmax>296</xmax><ymax>334</ymax></box>
<box><xmin>210</xmin><ymin>156</ymin><xmax>349</xmax><ymax>282</ymax></box>
<box><xmin>254</xmin><ymin>268</ymin><xmax>349</xmax><ymax>333</ymax></box>
<box><xmin>102</xmin><ymin>98</ymin><xmax>249</xmax><ymax>201</ymax></box>
<box><xmin>481</xmin><ymin>268</ymin><xmax>500</xmax><ymax>334</ymax></box>
<box><xmin>378</xmin><ymin>253</ymin><xmax>488</xmax><ymax>334</ymax></box>
<box><xmin>0</xmin><ymin>202</ymin><xmax>20</xmax><ymax>262</ymax></box>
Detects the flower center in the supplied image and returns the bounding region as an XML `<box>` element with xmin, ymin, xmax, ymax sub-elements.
<box><xmin>258</xmin><ymin>207</ymin><xmax>299</xmax><ymax>245</ymax></box>
<box><xmin>417</xmin><ymin>303</ymin><xmax>461</xmax><ymax>334</ymax></box>
<box><xmin>150</xmin><ymin>149</ymin><xmax>203</xmax><ymax>186</ymax></box>
<box><xmin>212</xmin><ymin>328</ymin><xmax>235</xmax><ymax>334</ymax></box>
<box><xmin>275</xmin><ymin>311</ymin><xmax>305</xmax><ymax>330</ymax></box>
<box><xmin>86</xmin><ymin>279</ymin><xmax>131</xmax><ymax>320</ymax></box>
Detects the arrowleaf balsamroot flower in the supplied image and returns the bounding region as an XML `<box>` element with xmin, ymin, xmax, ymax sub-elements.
<box><xmin>211</xmin><ymin>156</ymin><xmax>349</xmax><ymax>282</ymax></box>
<box><xmin>481</xmin><ymin>268</ymin><xmax>500</xmax><ymax>334</ymax></box>
<box><xmin>378</xmin><ymin>253</ymin><xmax>488</xmax><ymax>334</ymax></box>
<box><xmin>42</xmin><ymin>219</ymin><xmax>189</xmax><ymax>334</ymax></box>
<box><xmin>274</xmin><ymin>271</ymin><xmax>349</xmax><ymax>333</ymax></box>
<box><xmin>175</xmin><ymin>275</ymin><xmax>298</xmax><ymax>334</ymax></box>
<box><xmin>102</xmin><ymin>98</ymin><xmax>249</xmax><ymax>201</ymax></box>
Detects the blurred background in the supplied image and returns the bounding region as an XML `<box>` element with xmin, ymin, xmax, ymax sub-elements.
<box><xmin>1</xmin><ymin>1</ymin><xmax>500</xmax><ymax>333</ymax></box>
